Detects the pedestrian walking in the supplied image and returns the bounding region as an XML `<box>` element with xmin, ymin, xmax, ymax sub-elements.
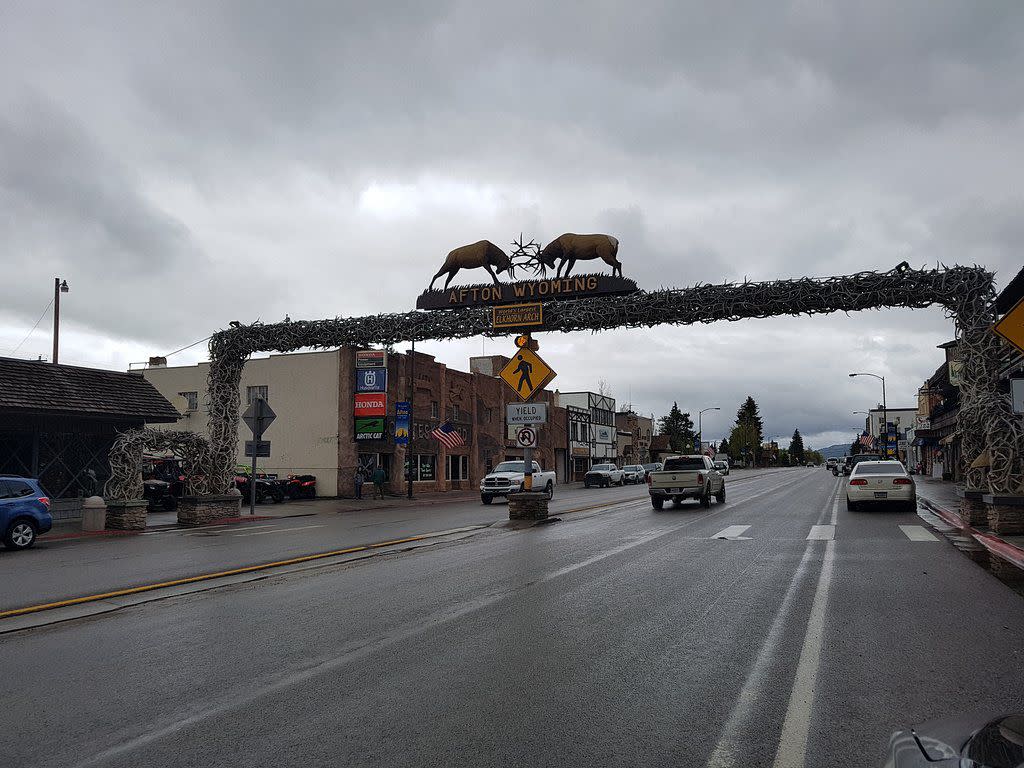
<box><xmin>354</xmin><ymin>467</ymin><xmax>365</xmax><ymax>500</ymax></box>
<box><xmin>372</xmin><ymin>465</ymin><xmax>386</xmax><ymax>499</ymax></box>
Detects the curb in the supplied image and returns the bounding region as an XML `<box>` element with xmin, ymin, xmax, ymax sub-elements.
<box><xmin>918</xmin><ymin>497</ymin><xmax>1024</xmax><ymax>573</ymax></box>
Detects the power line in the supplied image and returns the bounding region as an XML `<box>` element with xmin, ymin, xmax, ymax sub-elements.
<box><xmin>7</xmin><ymin>298</ymin><xmax>55</xmax><ymax>356</ymax></box>
<box><xmin>164</xmin><ymin>335</ymin><xmax>212</xmax><ymax>358</ymax></box>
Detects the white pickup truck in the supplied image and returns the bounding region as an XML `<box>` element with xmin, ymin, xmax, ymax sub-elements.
<box><xmin>646</xmin><ymin>455</ymin><xmax>725</xmax><ymax>510</ymax></box>
<box><xmin>480</xmin><ymin>460</ymin><xmax>556</xmax><ymax>504</ymax></box>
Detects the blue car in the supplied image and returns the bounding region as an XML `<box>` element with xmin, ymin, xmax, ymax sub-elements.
<box><xmin>1</xmin><ymin>476</ymin><xmax>53</xmax><ymax>551</ymax></box>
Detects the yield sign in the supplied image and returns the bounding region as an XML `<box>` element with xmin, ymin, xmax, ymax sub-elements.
<box><xmin>499</xmin><ymin>346</ymin><xmax>557</xmax><ymax>402</ymax></box>
<box><xmin>993</xmin><ymin>296</ymin><xmax>1024</xmax><ymax>355</ymax></box>
<box><xmin>242</xmin><ymin>397</ymin><xmax>276</xmax><ymax>437</ymax></box>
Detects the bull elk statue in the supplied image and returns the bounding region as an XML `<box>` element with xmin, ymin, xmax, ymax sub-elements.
<box><xmin>428</xmin><ymin>240</ymin><xmax>514</xmax><ymax>290</ymax></box>
<box><xmin>536</xmin><ymin>233</ymin><xmax>622</xmax><ymax>278</ymax></box>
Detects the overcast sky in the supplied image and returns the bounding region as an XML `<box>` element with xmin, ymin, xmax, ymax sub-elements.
<box><xmin>2</xmin><ymin>2</ymin><xmax>1022</xmax><ymax>450</ymax></box>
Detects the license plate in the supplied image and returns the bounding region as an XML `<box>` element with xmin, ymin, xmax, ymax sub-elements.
<box><xmin>873</xmin><ymin>491</ymin><xmax>887</xmax><ymax>499</ymax></box>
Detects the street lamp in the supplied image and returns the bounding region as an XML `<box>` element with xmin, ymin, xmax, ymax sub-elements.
<box><xmin>697</xmin><ymin>406</ymin><xmax>720</xmax><ymax>451</ymax></box>
<box><xmin>52</xmin><ymin>278</ymin><xmax>69</xmax><ymax>364</ymax></box>
<box><xmin>849</xmin><ymin>372</ymin><xmax>887</xmax><ymax>455</ymax></box>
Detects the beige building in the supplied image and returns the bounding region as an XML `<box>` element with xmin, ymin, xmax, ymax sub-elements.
<box><xmin>144</xmin><ymin>350</ymin><xmax>343</xmax><ymax>495</ymax></box>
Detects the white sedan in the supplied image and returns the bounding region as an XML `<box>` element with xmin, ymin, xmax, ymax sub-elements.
<box><xmin>846</xmin><ymin>461</ymin><xmax>916</xmax><ymax>511</ymax></box>
<box><xmin>621</xmin><ymin>465</ymin><xmax>647</xmax><ymax>484</ymax></box>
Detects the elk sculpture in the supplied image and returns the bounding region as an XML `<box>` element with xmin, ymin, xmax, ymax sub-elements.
<box><xmin>536</xmin><ymin>233</ymin><xmax>622</xmax><ymax>278</ymax></box>
<box><xmin>428</xmin><ymin>240</ymin><xmax>515</xmax><ymax>290</ymax></box>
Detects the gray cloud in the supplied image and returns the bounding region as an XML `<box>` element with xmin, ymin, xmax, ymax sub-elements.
<box><xmin>1</xmin><ymin>1</ymin><xmax>1021</xmax><ymax>441</ymax></box>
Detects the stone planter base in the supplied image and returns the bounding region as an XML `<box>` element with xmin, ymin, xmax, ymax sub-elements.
<box><xmin>105</xmin><ymin>500</ymin><xmax>148</xmax><ymax>531</ymax></box>
<box><xmin>989</xmin><ymin>555</ymin><xmax>1024</xmax><ymax>583</ymax></box>
<box><xmin>958</xmin><ymin>497</ymin><xmax>988</xmax><ymax>527</ymax></box>
<box><xmin>178</xmin><ymin>494</ymin><xmax>243</xmax><ymax>527</ymax></box>
<box><xmin>508</xmin><ymin>492</ymin><xmax>550</xmax><ymax>521</ymax></box>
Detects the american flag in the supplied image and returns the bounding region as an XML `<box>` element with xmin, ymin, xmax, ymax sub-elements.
<box><xmin>431</xmin><ymin>421</ymin><xmax>465</xmax><ymax>449</ymax></box>
<box><xmin>859</xmin><ymin>432</ymin><xmax>874</xmax><ymax>447</ymax></box>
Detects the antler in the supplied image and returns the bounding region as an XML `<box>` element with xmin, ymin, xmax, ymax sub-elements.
<box><xmin>510</xmin><ymin>233</ymin><xmax>544</xmax><ymax>278</ymax></box>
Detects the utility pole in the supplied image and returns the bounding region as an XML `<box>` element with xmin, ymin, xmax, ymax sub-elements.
<box><xmin>52</xmin><ymin>278</ymin><xmax>69</xmax><ymax>364</ymax></box>
<box><xmin>407</xmin><ymin>337</ymin><xmax>415</xmax><ymax>500</ymax></box>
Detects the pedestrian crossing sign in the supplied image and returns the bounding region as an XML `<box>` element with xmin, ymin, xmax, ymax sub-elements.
<box><xmin>499</xmin><ymin>346</ymin><xmax>557</xmax><ymax>402</ymax></box>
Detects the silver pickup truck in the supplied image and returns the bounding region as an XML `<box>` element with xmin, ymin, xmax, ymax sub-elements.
<box><xmin>646</xmin><ymin>455</ymin><xmax>725</xmax><ymax>510</ymax></box>
<box><xmin>480</xmin><ymin>460</ymin><xmax>556</xmax><ymax>504</ymax></box>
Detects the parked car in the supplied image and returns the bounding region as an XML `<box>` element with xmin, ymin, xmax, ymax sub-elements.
<box><xmin>584</xmin><ymin>463</ymin><xmax>625</xmax><ymax>488</ymax></box>
<box><xmin>621</xmin><ymin>465</ymin><xmax>647</xmax><ymax>484</ymax></box>
<box><xmin>641</xmin><ymin>462</ymin><xmax>663</xmax><ymax>480</ymax></box>
<box><xmin>825</xmin><ymin>458</ymin><xmax>838</xmax><ymax>471</ymax></box>
<box><xmin>846</xmin><ymin>460</ymin><xmax>916</xmax><ymax>511</ymax></box>
<box><xmin>646</xmin><ymin>455</ymin><xmax>725</xmax><ymax>509</ymax></box>
<box><xmin>713</xmin><ymin>460</ymin><xmax>730</xmax><ymax>476</ymax></box>
<box><xmin>1</xmin><ymin>476</ymin><xmax>52</xmax><ymax>550</ymax></box>
<box><xmin>480</xmin><ymin>461</ymin><xmax>556</xmax><ymax>504</ymax></box>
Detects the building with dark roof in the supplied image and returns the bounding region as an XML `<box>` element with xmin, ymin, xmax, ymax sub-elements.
<box><xmin>0</xmin><ymin>357</ymin><xmax>179</xmax><ymax>511</ymax></box>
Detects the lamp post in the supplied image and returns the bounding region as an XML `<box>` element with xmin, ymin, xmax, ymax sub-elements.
<box><xmin>697</xmin><ymin>406</ymin><xmax>720</xmax><ymax>453</ymax></box>
<box><xmin>849</xmin><ymin>373</ymin><xmax>887</xmax><ymax>456</ymax></box>
<box><xmin>52</xmin><ymin>278</ymin><xmax>69</xmax><ymax>364</ymax></box>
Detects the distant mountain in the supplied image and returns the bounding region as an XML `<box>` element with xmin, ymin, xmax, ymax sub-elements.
<box><xmin>818</xmin><ymin>444</ymin><xmax>849</xmax><ymax>459</ymax></box>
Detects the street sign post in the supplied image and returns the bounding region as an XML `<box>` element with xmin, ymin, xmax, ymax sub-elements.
<box><xmin>241</xmin><ymin>397</ymin><xmax>276</xmax><ymax>515</ymax></box>
<box><xmin>993</xmin><ymin>296</ymin><xmax>1024</xmax><ymax>355</ymax></box>
<box><xmin>499</xmin><ymin>346</ymin><xmax>556</xmax><ymax>402</ymax></box>
<box><xmin>507</xmin><ymin>403</ymin><xmax>548</xmax><ymax>425</ymax></box>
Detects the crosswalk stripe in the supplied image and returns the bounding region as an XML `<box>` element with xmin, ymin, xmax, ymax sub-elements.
<box><xmin>898</xmin><ymin>525</ymin><xmax>939</xmax><ymax>542</ymax></box>
<box><xmin>806</xmin><ymin>525</ymin><xmax>835</xmax><ymax>541</ymax></box>
<box><xmin>712</xmin><ymin>525</ymin><xmax>752</xmax><ymax>540</ymax></box>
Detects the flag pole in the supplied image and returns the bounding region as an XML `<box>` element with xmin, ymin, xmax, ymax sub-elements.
<box><xmin>407</xmin><ymin>336</ymin><xmax>415</xmax><ymax>500</ymax></box>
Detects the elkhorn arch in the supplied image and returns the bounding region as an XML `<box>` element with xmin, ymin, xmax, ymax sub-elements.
<box><xmin>106</xmin><ymin>263</ymin><xmax>1022</xmax><ymax>503</ymax></box>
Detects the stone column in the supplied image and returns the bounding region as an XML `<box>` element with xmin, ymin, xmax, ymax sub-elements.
<box><xmin>508</xmin><ymin>491</ymin><xmax>549</xmax><ymax>521</ymax></box>
<box><xmin>984</xmin><ymin>496</ymin><xmax>1024</xmax><ymax>536</ymax></box>
<box><xmin>958</xmin><ymin>488</ymin><xmax>988</xmax><ymax>527</ymax></box>
<box><xmin>178</xmin><ymin>492</ymin><xmax>243</xmax><ymax>527</ymax></box>
<box><xmin>105</xmin><ymin>499</ymin><xmax>148</xmax><ymax>531</ymax></box>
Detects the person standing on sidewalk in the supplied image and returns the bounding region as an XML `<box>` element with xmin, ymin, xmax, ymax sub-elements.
<box><xmin>354</xmin><ymin>467</ymin><xmax>365</xmax><ymax>500</ymax></box>
<box><xmin>372</xmin><ymin>465</ymin><xmax>386</xmax><ymax>499</ymax></box>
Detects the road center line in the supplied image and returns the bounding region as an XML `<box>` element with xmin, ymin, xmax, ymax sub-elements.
<box><xmin>898</xmin><ymin>524</ymin><xmax>939</xmax><ymax>542</ymax></box>
<box><xmin>234</xmin><ymin>525</ymin><xmax>326</xmax><ymax>537</ymax></box>
<box><xmin>771</xmin><ymin>540</ymin><xmax>836</xmax><ymax>768</ymax></box>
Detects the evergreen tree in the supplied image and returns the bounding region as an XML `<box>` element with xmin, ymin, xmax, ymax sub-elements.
<box><xmin>850</xmin><ymin>438</ymin><xmax>861</xmax><ymax>456</ymax></box>
<box><xmin>729</xmin><ymin>396</ymin><xmax>764</xmax><ymax>466</ymax></box>
<box><xmin>658</xmin><ymin>402</ymin><xmax>696</xmax><ymax>453</ymax></box>
<box><xmin>718</xmin><ymin>436</ymin><xmax>731</xmax><ymax>457</ymax></box>
<box><xmin>789</xmin><ymin>429</ymin><xmax>806</xmax><ymax>464</ymax></box>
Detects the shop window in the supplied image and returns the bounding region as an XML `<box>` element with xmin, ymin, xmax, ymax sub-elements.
<box><xmin>431</xmin><ymin>401</ymin><xmax>439</xmax><ymax>419</ymax></box>
<box><xmin>358</xmin><ymin>453</ymin><xmax>391</xmax><ymax>480</ymax></box>
<box><xmin>404</xmin><ymin>454</ymin><xmax>436</xmax><ymax>482</ymax></box>
<box><xmin>445</xmin><ymin>454</ymin><xmax>469</xmax><ymax>481</ymax></box>
<box><xmin>246</xmin><ymin>385</ymin><xmax>268</xmax><ymax>405</ymax></box>
<box><xmin>179</xmin><ymin>391</ymin><xmax>199</xmax><ymax>411</ymax></box>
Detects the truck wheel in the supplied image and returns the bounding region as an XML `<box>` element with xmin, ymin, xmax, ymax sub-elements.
<box><xmin>651</xmin><ymin>497</ymin><xmax>663</xmax><ymax>510</ymax></box>
<box><xmin>481</xmin><ymin>494</ymin><xmax>493</xmax><ymax>505</ymax></box>
<box><xmin>715</xmin><ymin>486</ymin><xmax>726</xmax><ymax>504</ymax></box>
<box><xmin>584</xmin><ymin>480</ymin><xmax>591</xmax><ymax>488</ymax></box>
<box><xmin>601</xmin><ymin>477</ymin><xmax>609</xmax><ymax>488</ymax></box>
<box><xmin>545</xmin><ymin>482</ymin><xmax>553</xmax><ymax>500</ymax></box>
<box><xmin>700</xmin><ymin>491</ymin><xmax>711</xmax><ymax>509</ymax></box>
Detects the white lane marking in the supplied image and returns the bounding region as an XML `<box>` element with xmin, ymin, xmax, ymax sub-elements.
<box><xmin>830</xmin><ymin>486</ymin><xmax>839</xmax><ymax>525</ymax></box>
<box><xmin>771</xmin><ymin>540</ymin><xmax>836</xmax><ymax>768</ymax></box>
<box><xmin>712</xmin><ymin>525</ymin><xmax>752</xmax><ymax>540</ymax></box>
<box><xmin>185</xmin><ymin>524</ymin><xmax>276</xmax><ymax>537</ymax></box>
<box><xmin>898</xmin><ymin>525</ymin><xmax>939</xmax><ymax>542</ymax></box>
<box><xmin>806</xmin><ymin>525</ymin><xmax>834</xmax><ymax>541</ymax></box>
<box><xmin>705</xmin><ymin>543</ymin><xmax>819</xmax><ymax>767</ymax></box>
<box><xmin>233</xmin><ymin>525</ymin><xmax>325</xmax><ymax>537</ymax></box>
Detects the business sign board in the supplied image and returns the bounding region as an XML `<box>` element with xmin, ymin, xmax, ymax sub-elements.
<box><xmin>355</xmin><ymin>349</ymin><xmax>387</xmax><ymax>368</ymax></box>
<box><xmin>356</xmin><ymin>368</ymin><xmax>388</xmax><ymax>393</ymax></box>
<box><xmin>394</xmin><ymin>401</ymin><xmax>411</xmax><ymax>445</ymax></box>
<box><xmin>507</xmin><ymin>403</ymin><xmax>547</xmax><ymax>425</ymax></box>
<box><xmin>355</xmin><ymin>417</ymin><xmax>385</xmax><ymax>441</ymax></box>
<box><xmin>492</xmin><ymin>303</ymin><xmax>543</xmax><ymax>329</ymax></box>
<box><xmin>354</xmin><ymin>393</ymin><xmax>387</xmax><ymax>417</ymax></box>
<box><xmin>595</xmin><ymin>425</ymin><xmax>613</xmax><ymax>443</ymax></box>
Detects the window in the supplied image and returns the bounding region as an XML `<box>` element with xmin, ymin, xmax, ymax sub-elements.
<box><xmin>405</xmin><ymin>454</ymin><xmax>436</xmax><ymax>481</ymax></box>
<box><xmin>358</xmin><ymin>453</ymin><xmax>391</xmax><ymax>480</ymax></box>
<box><xmin>664</xmin><ymin>457</ymin><xmax>706</xmax><ymax>471</ymax></box>
<box><xmin>452</xmin><ymin>404</ymin><xmax>461</xmax><ymax>421</ymax></box>
<box><xmin>445</xmin><ymin>454</ymin><xmax>469</xmax><ymax>480</ymax></box>
<box><xmin>431</xmin><ymin>401</ymin><xmax>439</xmax><ymax>419</ymax></box>
<box><xmin>179</xmin><ymin>391</ymin><xmax>199</xmax><ymax>411</ymax></box>
<box><xmin>2</xmin><ymin>480</ymin><xmax>33</xmax><ymax>498</ymax></box>
<box><xmin>246</xmin><ymin>385</ymin><xmax>268</xmax><ymax>404</ymax></box>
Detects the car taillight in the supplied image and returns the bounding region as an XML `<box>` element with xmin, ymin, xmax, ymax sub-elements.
<box><xmin>301</xmin><ymin>480</ymin><xmax>315</xmax><ymax>486</ymax></box>
<box><xmin>37</xmin><ymin>496</ymin><xmax>50</xmax><ymax>508</ymax></box>
<box><xmin>893</xmin><ymin>478</ymin><xmax>912</xmax><ymax>485</ymax></box>
<box><xmin>697</xmin><ymin>473</ymin><xmax>704</xmax><ymax>485</ymax></box>
<box><xmin>850</xmin><ymin>479</ymin><xmax>868</xmax><ymax>485</ymax></box>
<box><xmin>646</xmin><ymin>474</ymin><xmax>652</xmax><ymax>485</ymax></box>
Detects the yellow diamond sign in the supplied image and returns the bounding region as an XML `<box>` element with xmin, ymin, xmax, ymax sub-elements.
<box><xmin>993</xmin><ymin>296</ymin><xmax>1024</xmax><ymax>355</ymax></box>
<box><xmin>500</xmin><ymin>346</ymin><xmax>557</xmax><ymax>402</ymax></box>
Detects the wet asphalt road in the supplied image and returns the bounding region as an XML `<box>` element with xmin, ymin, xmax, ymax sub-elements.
<box><xmin>2</xmin><ymin>468</ymin><xmax>1022</xmax><ymax>768</ymax></box>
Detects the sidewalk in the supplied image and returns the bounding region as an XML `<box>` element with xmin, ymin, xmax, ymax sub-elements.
<box><xmin>915</xmin><ymin>476</ymin><xmax>1024</xmax><ymax>581</ymax></box>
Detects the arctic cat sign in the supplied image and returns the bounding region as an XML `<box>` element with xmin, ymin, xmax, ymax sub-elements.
<box><xmin>417</xmin><ymin>274</ymin><xmax>637</xmax><ymax>310</ymax></box>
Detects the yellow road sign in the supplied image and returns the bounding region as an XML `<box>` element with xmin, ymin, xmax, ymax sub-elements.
<box><xmin>993</xmin><ymin>296</ymin><xmax>1024</xmax><ymax>355</ymax></box>
<box><xmin>499</xmin><ymin>346</ymin><xmax>557</xmax><ymax>402</ymax></box>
